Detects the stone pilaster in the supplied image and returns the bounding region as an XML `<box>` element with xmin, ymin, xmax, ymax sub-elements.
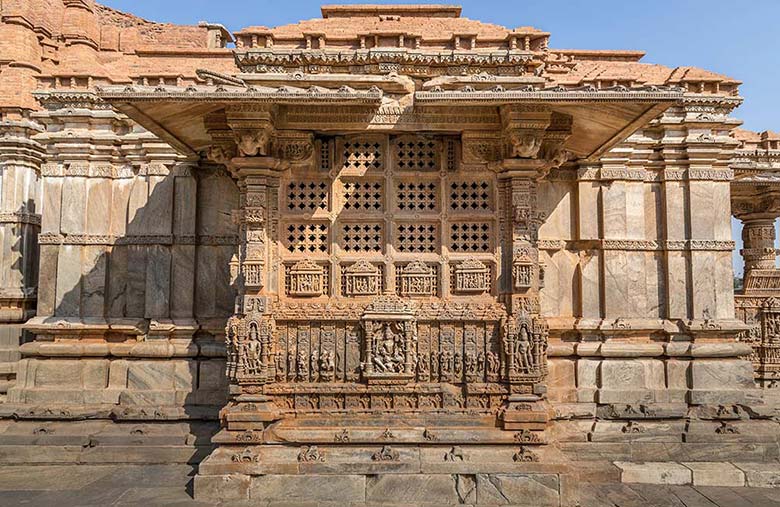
<box><xmin>0</xmin><ymin>118</ymin><xmax>44</xmax><ymax>400</ymax></box>
<box><xmin>494</xmin><ymin>105</ymin><xmax>571</xmax><ymax>428</ymax></box>
<box><xmin>218</xmin><ymin>110</ymin><xmax>295</xmax><ymax>431</ymax></box>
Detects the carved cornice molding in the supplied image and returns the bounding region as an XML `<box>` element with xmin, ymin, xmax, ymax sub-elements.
<box><xmin>32</xmin><ymin>91</ymin><xmax>113</xmax><ymax>110</ymax></box>
<box><xmin>235</xmin><ymin>48</ymin><xmax>551</xmax><ymax>77</ymax></box>
<box><xmin>38</xmin><ymin>233</ymin><xmax>238</xmax><ymax>246</ymax></box>
<box><xmin>415</xmin><ymin>84</ymin><xmax>685</xmax><ymax>104</ymax></box>
<box><xmin>96</xmin><ymin>84</ymin><xmax>384</xmax><ymax>105</ymax></box>
<box><xmin>679</xmin><ymin>93</ymin><xmax>743</xmax><ymax>112</ymax></box>
<box><xmin>546</xmin><ymin>166</ymin><xmax>735</xmax><ymax>182</ymax></box>
<box><xmin>39</xmin><ymin>162</ymin><xmax>193</xmax><ymax>178</ymax></box>
<box><xmin>0</xmin><ymin>212</ymin><xmax>41</xmax><ymax>227</ymax></box>
<box><xmin>537</xmin><ymin>238</ymin><xmax>735</xmax><ymax>252</ymax></box>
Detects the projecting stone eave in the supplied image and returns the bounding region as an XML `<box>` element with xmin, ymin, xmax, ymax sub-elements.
<box><xmin>416</xmin><ymin>84</ymin><xmax>684</xmax><ymax>160</ymax></box>
<box><xmin>95</xmin><ymin>83</ymin><xmax>384</xmax><ymax>157</ymax></box>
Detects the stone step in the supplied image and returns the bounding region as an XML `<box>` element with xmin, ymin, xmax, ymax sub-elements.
<box><xmin>615</xmin><ymin>461</ymin><xmax>780</xmax><ymax>488</ymax></box>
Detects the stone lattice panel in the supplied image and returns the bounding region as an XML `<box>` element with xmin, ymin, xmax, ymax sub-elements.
<box><xmin>285</xmin><ymin>181</ymin><xmax>329</xmax><ymax>212</ymax></box>
<box><xmin>341</xmin><ymin>138</ymin><xmax>383</xmax><ymax>172</ymax></box>
<box><xmin>340</xmin><ymin>222</ymin><xmax>384</xmax><ymax>253</ymax></box>
<box><xmin>283</xmin><ymin>222</ymin><xmax>329</xmax><ymax>253</ymax></box>
<box><xmin>393</xmin><ymin>136</ymin><xmax>440</xmax><ymax>171</ymax></box>
<box><xmin>449</xmin><ymin>222</ymin><xmax>491</xmax><ymax>252</ymax></box>
<box><xmin>449</xmin><ymin>180</ymin><xmax>493</xmax><ymax>211</ymax></box>
<box><xmin>342</xmin><ymin>179</ymin><xmax>384</xmax><ymax>212</ymax></box>
<box><xmin>395</xmin><ymin>223</ymin><xmax>439</xmax><ymax>253</ymax></box>
<box><xmin>396</xmin><ymin>181</ymin><xmax>439</xmax><ymax>212</ymax></box>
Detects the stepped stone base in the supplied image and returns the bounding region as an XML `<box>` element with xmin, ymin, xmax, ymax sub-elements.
<box><xmin>0</xmin><ymin>324</ymin><xmax>24</xmax><ymax>402</ymax></box>
<box><xmin>194</xmin><ymin>444</ymin><xmax>576</xmax><ymax>505</ymax></box>
<box><xmin>616</xmin><ymin>461</ymin><xmax>780</xmax><ymax>488</ymax></box>
<box><xmin>0</xmin><ymin>420</ymin><xmax>217</xmax><ymax>465</ymax></box>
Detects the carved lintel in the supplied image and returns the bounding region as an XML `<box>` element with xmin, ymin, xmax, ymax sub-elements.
<box><xmin>461</xmin><ymin>131</ymin><xmax>502</xmax><ymax>164</ymax></box>
<box><xmin>275</xmin><ymin>130</ymin><xmax>314</xmax><ymax>162</ymax></box>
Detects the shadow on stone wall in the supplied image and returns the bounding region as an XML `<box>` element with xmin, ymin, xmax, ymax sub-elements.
<box><xmin>12</xmin><ymin>165</ymin><xmax>239</xmax><ymax>447</ymax></box>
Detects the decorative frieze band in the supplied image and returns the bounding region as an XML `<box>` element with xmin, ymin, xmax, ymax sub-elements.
<box><xmin>38</xmin><ymin>233</ymin><xmax>238</xmax><ymax>246</ymax></box>
<box><xmin>547</xmin><ymin>167</ymin><xmax>733</xmax><ymax>182</ymax></box>
<box><xmin>40</xmin><ymin>163</ymin><xmax>193</xmax><ymax>178</ymax></box>
<box><xmin>0</xmin><ymin>212</ymin><xmax>41</xmax><ymax>226</ymax></box>
<box><xmin>537</xmin><ymin>239</ymin><xmax>735</xmax><ymax>252</ymax></box>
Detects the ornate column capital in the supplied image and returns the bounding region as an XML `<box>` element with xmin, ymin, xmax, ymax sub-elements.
<box><xmin>493</xmin><ymin>105</ymin><xmax>573</xmax><ymax>179</ymax></box>
<box><xmin>226</xmin><ymin>104</ymin><xmax>276</xmax><ymax>157</ymax></box>
<box><xmin>732</xmin><ymin>189</ymin><xmax>780</xmax><ymax>222</ymax></box>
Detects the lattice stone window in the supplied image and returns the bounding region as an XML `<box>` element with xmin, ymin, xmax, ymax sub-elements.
<box><xmin>396</xmin><ymin>260</ymin><xmax>438</xmax><ymax>297</ymax></box>
<box><xmin>284</xmin><ymin>222</ymin><xmax>329</xmax><ymax>253</ymax></box>
<box><xmin>343</xmin><ymin>180</ymin><xmax>384</xmax><ymax>211</ymax></box>
<box><xmin>444</xmin><ymin>138</ymin><xmax>458</xmax><ymax>172</ymax></box>
<box><xmin>285</xmin><ymin>260</ymin><xmax>329</xmax><ymax>297</ymax></box>
<box><xmin>396</xmin><ymin>181</ymin><xmax>438</xmax><ymax>212</ymax></box>
<box><xmin>341</xmin><ymin>223</ymin><xmax>383</xmax><ymax>253</ymax></box>
<box><xmin>286</xmin><ymin>181</ymin><xmax>329</xmax><ymax>212</ymax></box>
<box><xmin>450</xmin><ymin>181</ymin><xmax>492</xmax><ymax>211</ymax></box>
<box><xmin>449</xmin><ymin>222</ymin><xmax>491</xmax><ymax>253</ymax></box>
<box><xmin>341</xmin><ymin>260</ymin><xmax>384</xmax><ymax>296</ymax></box>
<box><xmin>319</xmin><ymin>138</ymin><xmax>333</xmax><ymax>171</ymax></box>
<box><xmin>396</xmin><ymin>223</ymin><xmax>438</xmax><ymax>253</ymax></box>
<box><xmin>394</xmin><ymin>137</ymin><xmax>440</xmax><ymax>171</ymax></box>
<box><xmin>342</xmin><ymin>139</ymin><xmax>383</xmax><ymax>171</ymax></box>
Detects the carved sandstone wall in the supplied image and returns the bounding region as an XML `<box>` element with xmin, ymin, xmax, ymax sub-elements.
<box><xmin>0</xmin><ymin>2</ymin><xmax>765</xmax><ymax>439</ymax></box>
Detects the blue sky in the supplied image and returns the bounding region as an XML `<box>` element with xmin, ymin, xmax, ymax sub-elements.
<box><xmin>102</xmin><ymin>0</ymin><xmax>780</xmax><ymax>275</ymax></box>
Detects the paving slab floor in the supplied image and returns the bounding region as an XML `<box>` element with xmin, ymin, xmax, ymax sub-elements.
<box><xmin>0</xmin><ymin>464</ymin><xmax>779</xmax><ymax>506</ymax></box>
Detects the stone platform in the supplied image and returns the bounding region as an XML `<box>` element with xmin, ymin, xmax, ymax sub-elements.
<box><xmin>2</xmin><ymin>463</ymin><xmax>780</xmax><ymax>506</ymax></box>
<box><xmin>195</xmin><ymin>444</ymin><xmax>574</xmax><ymax>505</ymax></box>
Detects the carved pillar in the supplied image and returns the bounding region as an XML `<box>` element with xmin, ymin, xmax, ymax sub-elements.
<box><xmin>216</xmin><ymin>105</ymin><xmax>283</xmax><ymax>430</ymax></box>
<box><xmin>493</xmin><ymin>105</ymin><xmax>571</xmax><ymax>429</ymax></box>
<box><xmin>741</xmin><ymin>218</ymin><xmax>777</xmax><ymax>273</ymax></box>
<box><xmin>732</xmin><ymin>190</ymin><xmax>780</xmax><ymax>291</ymax></box>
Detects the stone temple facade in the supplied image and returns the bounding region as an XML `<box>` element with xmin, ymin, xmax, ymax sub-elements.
<box><xmin>2</xmin><ymin>1</ymin><xmax>780</xmax><ymax>504</ymax></box>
